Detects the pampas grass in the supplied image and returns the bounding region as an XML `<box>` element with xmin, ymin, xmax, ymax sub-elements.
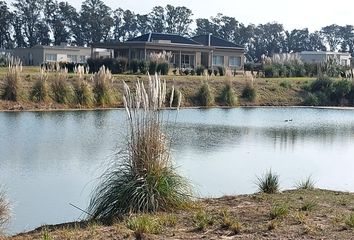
<box><xmin>93</xmin><ymin>66</ymin><xmax>112</xmax><ymax>106</ymax></box>
<box><xmin>1</xmin><ymin>57</ymin><xmax>22</xmax><ymax>101</ymax></box>
<box><xmin>73</xmin><ymin>80</ymin><xmax>94</xmax><ymax>107</ymax></box>
<box><xmin>197</xmin><ymin>82</ymin><xmax>214</xmax><ymax>107</ymax></box>
<box><xmin>88</xmin><ymin>74</ymin><xmax>190</xmax><ymax>222</ymax></box>
<box><xmin>31</xmin><ymin>68</ymin><xmax>50</xmax><ymax>102</ymax></box>
<box><xmin>0</xmin><ymin>189</ymin><xmax>10</xmax><ymax>234</ymax></box>
<box><xmin>51</xmin><ymin>68</ymin><xmax>73</xmax><ymax>104</ymax></box>
<box><xmin>220</xmin><ymin>83</ymin><xmax>237</xmax><ymax>106</ymax></box>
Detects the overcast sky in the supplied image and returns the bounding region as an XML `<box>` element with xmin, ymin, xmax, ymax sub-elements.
<box><xmin>7</xmin><ymin>0</ymin><xmax>354</xmax><ymax>31</ymax></box>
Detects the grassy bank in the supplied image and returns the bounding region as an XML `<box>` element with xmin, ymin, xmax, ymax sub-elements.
<box><xmin>8</xmin><ymin>189</ymin><xmax>354</xmax><ymax>240</ymax></box>
<box><xmin>0</xmin><ymin>66</ymin><xmax>313</xmax><ymax>111</ymax></box>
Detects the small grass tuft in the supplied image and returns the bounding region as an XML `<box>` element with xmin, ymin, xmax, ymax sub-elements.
<box><xmin>220</xmin><ymin>210</ymin><xmax>242</xmax><ymax>234</ymax></box>
<box><xmin>296</xmin><ymin>176</ymin><xmax>315</xmax><ymax>190</ymax></box>
<box><xmin>197</xmin><ymin>82</ymin><xmax>214</xmax><ymax>107</ymax></box>
<box><xmin>256</xmin><ymin>170</ymin><xmax>280</xmax><ymax>194</ymax></box>
<box><xmin>220</xmin><ymin>83</ymin><xmax>237</xmax><ymax>106</ymax></box>
<box><xmin>300</xmin><ymin>201</ymin><xmax>317</xmax><ymax>212</ymax></box>
<box><xmin>193</xmin><ymin>210</ymin><xmax>214</xmax><ymax>231</ymax></box>
<box><xmin>125</xmin><ymin>214</ymin><xmax>161</xmax><ymax>237</ymax></box>
<box><xmin>270</xmin><ymin>204</ymin><xmax>288</xmax><ymax>219</ymax></box>
<box><xmin>345</xmin><ymin>213</ymin><xmax>354</xmax><ymax>229</ymax></box>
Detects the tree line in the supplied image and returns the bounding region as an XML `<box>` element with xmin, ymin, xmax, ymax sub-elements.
<box><xmin>2</xmin><ymin>0</ymin><xmax>354</xmax><ymax>62</ymax></box>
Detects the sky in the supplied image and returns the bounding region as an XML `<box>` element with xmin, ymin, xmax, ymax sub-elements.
<box><xmin>7</xmin><ymin>0</ymin><xmax>354</xmax><ymax>31</ymax></box>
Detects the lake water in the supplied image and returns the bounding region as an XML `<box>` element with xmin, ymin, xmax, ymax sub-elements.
<box><xmin>1</xmin><ymin>107</ymin><xmax>354</xmax><ymax>234</ymax></box>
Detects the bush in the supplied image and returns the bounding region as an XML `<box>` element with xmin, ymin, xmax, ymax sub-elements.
<box><xmin>51</xmin><ymin>70</ymin><xmax>73</xmax><ymax>104</ymax></box>
<box><xmin>332</xmin><ymin>79</ymin><xmax>351</xmax><ymax>104</ymax></box>
<box><xmin>295</xmin><ymin>176</ymin><xmax>315</xmax><ymax>190</ymax></box>
<box><xmin>139</xmin><ymin>60</ymin><xmax>148</xmax><ymax>74</ymax></box>
<box><xmin>156</xmin><ymin>62</ymin><xmax>169</xmax><ymax>75</ymax></box>
<box><xmin>1</xmin><ymin>58</ymin><xmax>22</xmax><ymax>101</ymax></box>
<box><xmin>168</xmin><ymin>87</ymin><xmax>182</xmax><ymax>108</ymax></box>
<box><xmin>241</xmin><ymin>83</ymin><xmax>256</xmax><ymax>102</ymax></box>
<box><xmin>303</xmin><ymin>93</ymin><xmax>320</xmax><ymax>106</ymax></box>
<box><xmin>73</xmin><ymin>80</ymin><xmax>94</xmax><ymax>107</ymax></box>
<box><xmin>31</xmin><ymin>69</ymin><xmax>49</xmax><ymax>102</ymax></box>
<box><xmin>93</xmin><ymin>66</ymin><xmax>112</xmax><ymax>106</ymax></box>
<box><xmin>207</xmin><ymin>69</ymin><xmax>213</xmax><ymax>76</ymax></box>
<box><xmin>279</xmin><ymin>80</ymin><xmax>292</xmax><ymax>89</ymax></box>
<box><xmin>148</xmin><ymin>61</ymin><xmax>157</xmax><ymax>75</ymax></box>
<box><xmin>87</xmin><ymin>58</ymin><xmax>127</xmax><ymax>74</ymax></box>
<box><xmin>213</xmin><ymin>69</ymin><xmax>218</xmax><ymax>76</ymax></box>
<box><xmin>220</xmin><ymin>83</ymin><xmax>237</xmax><ymax>106</ymax></box>
<box><xmin>256</xmin><ymin>170</ymin><xmax>279</xmax><ymax>194</ymax></box>
<box><xmin>310</xmin><ymin>76</ymin><xmax>334</xmax><ymax>94</ymax></box>
<box><xmin>88</xmin><ymin>75</ymin><xmax>192</xmax><ymax>222</ymax></box>
<box><xmin>130</xmin><ymin>59</ymin><xmax>139</xmax><ymax>74</ymax></box>
<box><xmin>196</xmin><ymin>66</ymin><xmax>205</xmax><ymax>76</ymax></box>
<box><xmin>183</xmin><ymin>69</ymin><xmax>190</xmax><ymax>75</ymax></box>
<box><xmin>197</xmin><ymin>83</ymin><xmax>214</xmax><ymax>107</ymax></box>
<box><xmin>218</xmin><ymin>66</ymin><xmax>225</xmax><ymax>76</ymax></box>
<box><xmin>190</xmin><ymin>69</ymin><xmax>196</xmax><ymax>76</ymax></box>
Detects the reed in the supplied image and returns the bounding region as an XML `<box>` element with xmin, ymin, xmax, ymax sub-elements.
<box><xmin>31</xmin><ymin>67</ymin><xmax>50</xmax><ymax>102</ymax></box>
<box><xmin>1</xmin><ymin>57</ymin><xmax>22</xmax><ymax>101</ymax></box>
<box><xmin>0</xmin><ymin>190</ymin><xmax>10</xmax><ymax>234</ymax></box>
<box><xmin>88</xmin><ymin>74</ymin><xmax>191</xmax><ymax>222</ymax></box>
<box><xmin>93</xmin><ymin>66</ymin><xmax>112</xmax><ymax>106</ymax></box>
<box><xmin>51</xmin><ymin>68</ymin><xmax>73</xmax><ymax>104</ymax></box>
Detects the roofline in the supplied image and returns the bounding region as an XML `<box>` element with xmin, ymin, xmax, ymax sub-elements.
<box><xmin>192</xmin><ymin>34</ymin><xmax>244</xmax><ymax>49</ymax></box>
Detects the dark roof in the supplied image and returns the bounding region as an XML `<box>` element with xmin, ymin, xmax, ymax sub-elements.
<box><xmin>127</xmin><ymin>33</ymin><xmax>202</xmax><ymax>45</ymax></box>
<box><xmin>192</xmin><ymin>35</ymin><xmax>244</xmax><ymax>49</ymax></box>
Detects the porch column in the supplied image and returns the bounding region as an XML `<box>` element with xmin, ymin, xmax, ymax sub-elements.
<box><xmin>179</xmin><ymin>50</ymin><xmax>182</xmax><ymax>68</ymax></box>
<box><xmin>144</xmin><ymin>48</ymin><xmax>147</xmax><ymax>61</ymax></box>
<box><xmin>90</xmin><ymin>46</ymin><xmax>94</xmax><ymax>59</ymax></box>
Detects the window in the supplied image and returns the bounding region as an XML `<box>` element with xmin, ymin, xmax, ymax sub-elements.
<box><xmin>67</xmin><ymin>55</ymin><xmax>77</xmax><ymax>63</ymax></box>
<box><xmin>212</xmin><ymin>55</ymin><xmax>224</xmax><ymax>66</ymax></box>
<box><xmin>181</xmin><ymin>54</ymin><xmax>195</xmax><ymax>68</ymax></box>
<box><xmin>79</xmin><ymin>55</ymin><xmax>87</xmax><ymax>63</ymax></box>
<box><xmin>45</xmin><ymin>54</ymin><xmax>57</xmax><ymax>62</ymax></box>
<box><xmin>229</xmin><ymin>56</ymin><xmax>241</xmax><ymax>67</ymax></box>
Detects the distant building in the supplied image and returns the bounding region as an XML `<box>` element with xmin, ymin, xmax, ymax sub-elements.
<box><xmin>299</xmin><ymin>51</ymin><xmax>351</xmax><ymax>66</ymax></box>
<box><xmin>92</xmin><ymin>33</ymin><xmax>245</xmax><ymax>70</ymax></box>
<box><xmin>12</xmin><ymin>44</ymin><xmax>92</xmax><ymax>66</ymax></box>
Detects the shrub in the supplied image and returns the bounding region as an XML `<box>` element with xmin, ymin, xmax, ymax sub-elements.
<box><xmin>197</xmin><ymin>83</ymin><xmax>214</xmax><ymax>107</ymax></box>
<box><xmin>218</xmin><ymin>66</ymin><xmax>225</xmax><ymax>76</ymax></box>
<box><xmin>280</xmin><ymin>80</ymin><xmax>292</xmax><ymax>89</ymax></box>
<box><xmin>168</xmin><ymin>86</ymin><xmax>182</xmax><ymax>108</ymax></box>
<box><xmin>0</xmin><ymin>190</ymin><xmax>10</xmax><ymax>234</ymax></box>
<box><xmin>87</xmin><ymin>58</ymin><xmax>127</xmax><ymax>74</ymax></box>
<box><xmin>88</xmin><ymin>75</ymin><xmax>192</xmax><ymax>222</ymax></box>
<box><xmin>345</xmin><ymin>213</ymin><xmax>354</xmax><ymax>229</ymax></box>
<box><xmin>256</xmin><ymin>170</ymin><xmax>279</xmax><ymax>194</ymax></box>
<box><xmin>207</xmin><ymin>69</ymin><xmax>213</xmax><ymax>76</ymax></box>
<box><xmin>241</xmin><ymin>83</ymin><xmax>256</xmax><ymax>102</ymax></box>
<box><xmin>310</xmin><ymin>76</ymin><xmax>334</xmax><ymax>94</ymax></box>
<box><xmin>196</xmin><ymin>66</ymin><xmax>205</xmax><ymax>76</ymax></box>
<box><xmin>1</xmin><ymin>58</ymin><xmax>22</xmax><ymax>101</ymax></box>
<box><xmin>193</xmin><ymin>210</ymin><xmax>214</xmax><ymax>231</ymax></box>
<box><xmin>73</xmin><ymin>80</ymin><xmax>94</xmax><ymax>107</ymax></box>
<box><xmin>184</xmin><ymin>69</ymin><xmax>190</xmax><ymax>75</ymax></box>
<box><xmin>213</xmin><ymin>69</ymin><xmax>218</xmax><ymax>76</ymax></box>
<box><xmin>220</xmin><ymin>83</ymin><xmax>237</xmax><ymax>106</ymax></box>
<box><xmin>31</xmin><ymin>68</ymin><xmax>49</xmax><ymax>102</ymax></box>
<box><xmin>93</xmin><ymin>66</ymin><xmax>112</xmax><ymax>106</ymax></box>
<box><xmin>296</xmin><ymin>176</ymin><xmax>315</xmax><ymax>190</ymax></box>
<box><xmin>270</xmin><ymin>204</ymin><xmax>288</xmax><ymax>219</ymax></box>
<box><xmin>190</xmin><ymin>69</ymin><xmax>196</xmax><ymax>76</ymax></box>
<box><xmin>172</xmin><ymin>69</ymin><xmax>177</xmax><ymax>75</ymax></box>
<box><xmin>130</xmin><ymin>59</ymin><xmax>139</xmax><ymax>74</ymax></box>
<box><xmin>125</xmin><ymin>215</ymin><xmax>161</xmax><ymax>236</ymax></box>
<box><xmin>148</xmin><ymin>61</ymin><xmax>157</xmax><ymax>75</ymax></box>
<box><xmin>300</xmin><ymin>201</ymin><xmax>317</xmax><ymax>212</ymax></box>
<box><xmin>156</xmin><ymin>62</ymin><xmax>169</xmax><ymax>75</ymax></box>
<box><xmin>51</xmin><ymin>70</ymin><xmax>73</xmax><ymax>104</ymax></box>
<box><xmin>138</xmin><ymin>60</ymin><xmax>148</xmax><ymax>74</ymax></box>
<box><xmin>333</xmin><ymin>79</ymin><xmax>351</xmax><ymax>104</ymax></box>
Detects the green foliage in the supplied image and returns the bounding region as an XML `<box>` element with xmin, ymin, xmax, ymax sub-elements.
<box><xmin>256</xmin><ymin>170</ymin><xmax>279</xmax><ymax>194</ymax></box>
<box><xmin>197</xmin><ymin>82</ymin><xmax>214</xmax><ymax>107</ymax></box>
<box><xmin>87</xmin><ymin>58</ymin><xmax>127</xmax><ymax>74</ymax></box>
<box><xmin>333</xmin><ymin>79</ymin><xmax>351</xmax><ymax>103</ymax></box>
<box><xmin>213</xmin><ymin>69</ymin><xmax>218</xmax><ymax>76</ymax></box>
<box><xmin>1</xmin><ymin>59</ymin><xmax>22</xmax><ymax>101</ymax></box>
<box><xmin>345</xmin><ymin>213</ymin><xmax>354</xmax><ymax>229</ymax></box>
<box><xmin>279</xmin><ymin>80</ymin><xmax>292</xmax><ymax>89</ymax></box>
<box><xmin>220</xmin><ymin>210</ymin><xmax>242</xmax><ymax>234</ymax></box>
<box><xmin>148</xmin><ymin>61</ymin><xmax>158</xmax><ymax>75</ymax></box>
<box><xmin>196</xmin><ymin>66</ymin><xmax>205</xmax><ymax>76</ymax></box>
<box><xmin>296</xmin><ymin>176</ymin><xmax>315</xmax><ymax>190</ymax></box>
<box><xmin>73</xmin><ymin>81</ymin><xmax>94</xmax><ymax>106</ymax></box>
<box><xmin>138</xmin><ymin>60</ymin><xmax>148</xmax><ymax>74</ymax></box>
<box><xmin>207</xmin><ymin>69</ymin><xmax>213</xmax><ymax>76</ymax></box>
<box><xmin>193</xmin><ymin>210</ymin><xmax>214</xmax><ymax>231</ymax></box>
<box><xmin>241</xmin><ymin>83</ymin><xmax>256</xmax><ymax>102</ymax></box>
<box><xmin>125</xmin><ymin>215</ymin><xmax>161</xmax><ymax>235</ymax></box>
<box><xmin>270</xmin><ymin>204</ymin><xmax>288</xmax><ymax>219</ymax></box>
<box><xmin>51</xmin><ymin>75</ymin><xmax>73</xmax><ymax>104</ymax></box>
<box><xmin>156</xmin><ymin>62</ymin><xmax>169</xmax><ymax>75</ymax></box>
<box><xmin>31</xmin><ymin>75</ymin><xmax>49</xmax><ymax>102</ymax></box>
<box><xmin>300</xmin><ymin>201</ymin><xmax>317</xmax><ymax>212</ymax></box>
<box><xmin>130</xmin><ymin>59</ymin><xmax>139</xmax><ymax>74</ymax></box>
<box><xmin>190</xmin><ymin>69</ymin><xmax>196</xmax><ymax>76</ymax></box>
<box><xmin>218</xmin><ymin>66</ymin><xmax>225</xmax><ymax>76</ymax></box>
<box><xmin>220</xmin><ymin>83</ymin><xmax>237</xmax><ymax>106</ymax></box>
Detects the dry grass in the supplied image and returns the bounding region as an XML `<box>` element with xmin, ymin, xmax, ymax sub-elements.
<box><xmin>1</xmin><ymin>58</ymin><xmax>22</xmax><ymax>101</ymax></box>
<box><xmin>0</xmin><ymin>189</ymin><xmax>10</xmax><ymax>235</ymax></box>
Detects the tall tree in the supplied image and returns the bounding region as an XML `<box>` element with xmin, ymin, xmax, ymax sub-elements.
<box><xmin>149</xmin><ymin>6</ymin><xmax>165</xmax><ymax>33</ymax></box>
<box><xmin>0</xmin><ymin>1</ymin><xmax>12</xmax><ymax>49</ymax></box>
<box><xmin>80</xmin><ymin>0</ymin><xmax>113</xmax><ymax>44</ymax></box>
<box><xmin>195</xmin><ymin>18</ymin><xmax>218</xmax><ymax>36</ymax></box>
<box><xmin>165</xmin><ymin>5</ymin><xmax>193</xmax><ymax>35</ymax></box>
<box><xmin>136</xmin><ymin>14</ymin><xmax>151</xmax><ymax>35</ymax></box>
<box><xmin>285</xmin><ymin>28</ymin><xmax>310</xmax><ymax>53</ymax></box>
<box><xmin>321</xmin><ymin>24</ymin><xmax>342</xmax><ymax>51</ymax></box>
<box><xmin>12</xmin><ymin>12</ymin><xmax>27</xmax><ymax>47</ymax></box>
<box><xmin>339</xmin><ymin>25</ymin><xmax>354</xmax><ymax>53</ymax></box>
<box><xmin>12</xmin><ymin>0</ymin><xmax>45</xmax><ymax>47</ymax></box>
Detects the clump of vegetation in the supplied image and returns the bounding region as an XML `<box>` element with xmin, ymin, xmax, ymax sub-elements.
<box><xmin>130</xmin><ymin>59</ymin><xmax>139</xmax><ymax>74</ymax></box>
<box><xmin>92</xmin><ymin>66</ymin><xmax>112</xmax><ymax>106</ymax></box>
<box><xmin>31</xmin><ymin>68</ymin><xmax>49</xmax><ymax>102</ymax></box>
<box><xmin>138</xmin><ymin>60</ymin><xmax>148</xmax><ymax>74</ymax></box>
<box><xmin>156</xmin><ymin>62</ymin><xmax>169</xmax><ymax>75</ymax></box>
<box><xmin>51</xmin><ymin>69</ymin><xmax>73</xmax><ymax>104</ymax></box>
<box><xmin>256</xmin><ymin>170</ymin><xmax>280</xmax><ymax>194</ymax></box>
<box><xmin>0</xmin><ymin>189</ymin><xmax>10</xmax><ymax>234</ymax></box>
<box><xmin>345</xmin><ymin>213</ymin><xmax>354</xmax><ymax>229</ymax></box>
<box><xmin>168</xmin><ymin>86</ymin><xmax>182</xmax><ymax>108</ymax></box>
<box><xmin>220</xmin><ymin>210</ymin><xmax>242</xmax><ymax>234</ymax></box>
<box><xmin>148</xmin><ymin>61</ymin><xmax>157</xmax><ymax>75</ymax></box>
<box><xmin>280</xmin><ymin>80</ymin><xmax>292</xmax><ymax>89</ymax></box>
<box><xmin>125</xmin><ymin>215</ymin><xmax>161</xmax><ymax>236</ymax></box>
<box><xmin>73</xmin><ymin>80</ymin><xmax>94</xmax><ymax>107</ymax></box>
<box><xmin>1</xmin><ymin>58</ymin><xmax>22</xmax><ymax>101</ymax></box>
<box><xmin>241</xmin><ymin>81</ymin><xmax>256</xmax><ymax>102</ymax></box>
<box><xmin>197</xmin><ymin>82</ymin><xmax>214</xmax><ymax>107</ymax></box>
<box><xmin>220</xmin><ymin>83</ymin><xmax>237</xmax><ymax>106</ymax></box>
<box><xmin>196</xmin><ymin>66</ymin><xmax>205</xmax><ymax>76</ymax></box>
<box><xmin>300</xmin><ymin>201</ymin><xmax>317</xmax><ymax>212</ymax></box>
<box><xmin>193</xmin><ymin>210</ymin><xmax>214</xmax><ymax>231</ymax></box>
<box><xmin>270</xmin><ymin>204</ymin><xmax>288</xmax><ymax>219</ymax></box>
<box><xmin>296</xmin><ymin>176</ymin><xmax>315</xmax><ymax>190</ymax></box>
<box><xmin>88</xmin><ymin>75</ymin><xmax>191</xmax><ymax>222</ymax></box>
<box><xmin>218</xmin><ymin>66</ymin><xmax>225</xmax><ymax>76</ymax></box>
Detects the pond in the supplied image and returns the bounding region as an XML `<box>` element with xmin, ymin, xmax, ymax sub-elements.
<box><xmin>1</xmin><ymin>107</ymin><xmax>354</xmax><ymax>234</ymax></box>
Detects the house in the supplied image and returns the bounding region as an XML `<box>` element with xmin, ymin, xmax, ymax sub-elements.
<box><xmin>92</xmin><ymin>33</ymin><xmax>245</xmax><ymax>70</ymax></box>
<box><xmin>12</xmin><ymin>43</ymin><xmax>92</xmax><ymax>66</ymax></box>
<box><xmin>299</xmin><ymin>51</ymin><xmax>351</xmax><ymax>66</ymax></box>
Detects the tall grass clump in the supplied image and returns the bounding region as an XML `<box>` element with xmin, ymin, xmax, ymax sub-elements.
<box><xmin>197</xmin><ymin>82</ymin><xmax>214</xmax><ymax>107</ymax></box>
<box><xmin>93</xmin><ymin>66</ymin><xmax>112</xmax><ymax>106</ymax></box>
<box><xmin>256</xmin><ymin>170</ymin><xmax>279</xmax><ymax>194</ymax></box>
<box><xmin>51</xmin><ymin>69</ymin><xmax>73</xmax><ymax>104</ymax></box>
<box><xmin>0</xmin><ymin>189</ymin><xmax>10</xmax><ymax>234</ymax></box>
<box><xmin>1</xmin><ymin>57</ymin><xmax>22</xmax><ymax>101</ymax></box>
<box><xmin>31</xmin><ymin>68</ymin><xmax>50</xmax><ymax>102</ymax></box>
<box><xmin>88</xmin><ymin>74</ymin><xmax>192</xmax><ymax>222</ymax></box>
<box><xmin>220</xmin><ymin>83</ymin><xmax>237</xmax><ymax>106</ymax></box>
<box><xmin>73</xmin><ymin>65</ymin><xmax>94</xmax><ymax>106</ymax></box>
<box><xmin>295</xmin><ymin>176</ymin><xmax>315</xmax><ymax>190</ymax></box>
